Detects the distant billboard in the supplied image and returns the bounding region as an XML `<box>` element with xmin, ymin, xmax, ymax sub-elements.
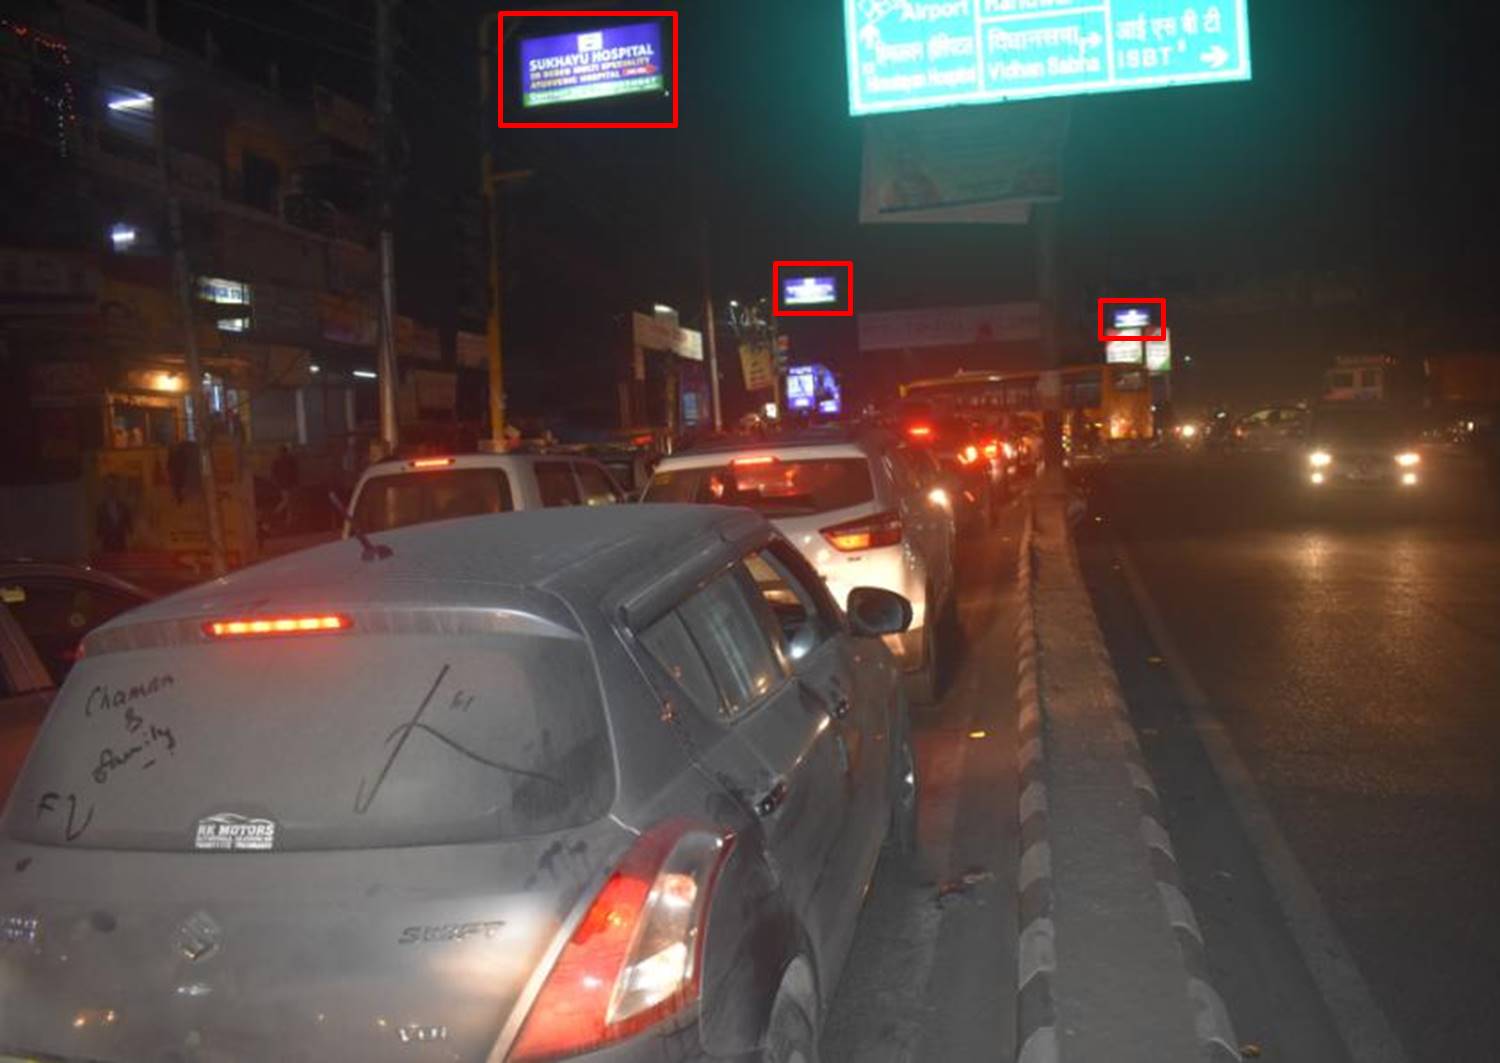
<box><xmin>774</xmin><ymin>261</ymin><xmax>853</xmax><ymax>317</ymax></box>
<box><xmin>1098</xmin><ymin>298</ymin><xmax>1166</xmax><ymax>341</ymax></box>
<box><xmin>783</xmin><ymin>275</ymin><xmax>839</xmax><ymax>307</ymax></box>
<box><xmin>844</xmin><ymin>0</ymin><xmax>1252</xmax><ymax>117</ymax></box>
<box><xmin>518</xmin><ymin>20</ymin><xmax>666</xmax><ymax>109</ymax></box>
<box><xmin>859</xmin><ymin>101</ymin><xmax>1066</xmax><ymax>225</ymax></box>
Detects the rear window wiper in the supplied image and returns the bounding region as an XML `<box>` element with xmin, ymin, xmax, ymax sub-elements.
<box><xmin>328</xmin><ymin>492</ymin><xmax>393</xmax><ymax>562</ymax></box>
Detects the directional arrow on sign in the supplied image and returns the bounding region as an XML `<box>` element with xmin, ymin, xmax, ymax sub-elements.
<box><xmin>1201</xmin><ymin>44</ymin><xmax>1230</xmax><ymax>69</ymax></box>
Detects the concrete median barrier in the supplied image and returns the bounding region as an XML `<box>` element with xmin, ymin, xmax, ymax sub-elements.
<box><xmin>1013</xmin><ymin>469</ymin><xmax>1240</xmax><ymax>1063</ymax></box>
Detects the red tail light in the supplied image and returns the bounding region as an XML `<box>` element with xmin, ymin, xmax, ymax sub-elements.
<box><xmin>409</xmin><ymin>457</ymin><xmax>455</xmax><ymax>469</ymax></box>
<box><xmin>511</xmin><ymin>823</ymin><xmax>733</xmax><ymax>1061</ymax></box>
<box><xmin>906</xmin><ymin>424</ymin><xmax>933</xmax><ymax>440</ymax></box>
<box><xmin>204</xmin><ymin>614</ymin><xmax>351</xmax><ymax>638</ymax></box>
<box><xmin>731</xmin><ymin>455</ymin><xmax>777</xmax><ymax>467</ymax></box>
<box><xmin>820</xmin><ymin>510</ymin><xmax>902</xmax><ymax>552</ymax></box>
<box><xmin>982</xmin><ymin>440</ymin><xmax>999</xmax><ymax>459</ymax></box>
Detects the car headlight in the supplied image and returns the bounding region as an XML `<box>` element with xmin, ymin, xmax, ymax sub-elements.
<box><xmin>1308</xmin><ymin>451</ymin><xmax>1332</xmax><ymax>467</ymax></box>
<box><xmin>1395</xmin><ymin>451</ymin><xmax>1420</xmax><ymax>467</ymax></box>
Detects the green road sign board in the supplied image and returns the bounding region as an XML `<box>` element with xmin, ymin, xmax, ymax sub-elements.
<box><xmin>845</xmin><ymin>0</ymin><xmax>1251</xmax><ymax>116</ymax></box>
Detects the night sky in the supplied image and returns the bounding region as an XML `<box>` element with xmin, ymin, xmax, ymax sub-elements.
<box><xmin>142</xmin><ymin>0</ymin><xmax>1500</xmax><ymax>420</ymax></box>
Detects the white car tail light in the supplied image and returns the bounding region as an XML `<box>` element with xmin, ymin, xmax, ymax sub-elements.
<box><xmin>819</xmin><ymin>510</ymin><xmax>902</xmax><ymax>552</ymax></box>
<box><xmin>510</xmin><ymin>823</ymin><xmax>733</xmax><ymax>1061</ymax></box>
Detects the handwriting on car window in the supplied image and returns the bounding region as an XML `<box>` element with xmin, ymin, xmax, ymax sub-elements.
<box><xmin>36</xmin><ymin>790</ymin><xmax>94</xmax><ymax>842</ymax></box>
<box><xmin>354</xmin><ymin>664</ymin><xmax>563</xmax><ymax>815</ymax></box>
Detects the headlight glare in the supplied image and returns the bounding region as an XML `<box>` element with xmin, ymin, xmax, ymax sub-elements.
<box><xmin>1308</xmin><ymin>451</ymin><xmax>1332</xmax><ymax>467</ymax></box>
<box><xmin>1395</xmin><ymin>451</ymin><xmax>1420</xmax><ymax>467</ymax></box>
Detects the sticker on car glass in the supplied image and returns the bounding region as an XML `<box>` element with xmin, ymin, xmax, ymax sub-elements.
<box><xmin>194</xmin><ymin>812</ymin><xmax>277</xmax><ymax>851</ymax></box>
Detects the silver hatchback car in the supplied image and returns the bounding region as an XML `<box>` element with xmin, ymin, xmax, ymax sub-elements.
<box><xmin>0</xmin><ymin>506</ymin><xmax>917</xmax><ymax>1063</ymax></box>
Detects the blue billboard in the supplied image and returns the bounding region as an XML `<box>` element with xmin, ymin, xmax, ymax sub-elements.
<box><xmin>520</xmin><ymin>21</ymin><xmax>665</xmax><ymax>109</ymax></box>
<box><xmin>844</xmin><ymin>0</ymin><xmax>1251</xmax><ymax>116</ymax></box>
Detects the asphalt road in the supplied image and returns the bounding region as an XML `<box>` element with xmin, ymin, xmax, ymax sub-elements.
<box><xmin>822</xmin><ymin>502</ymin><xmax>1022</xmax><ymax>1062</ymax></box>
<box><xmin>1073</xmin><ymin>447</ymin><xmax>1500</xmax><ymax>1063</ymax></box>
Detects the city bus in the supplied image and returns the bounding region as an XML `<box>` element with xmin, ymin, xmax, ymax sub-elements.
<box><xmin>897</xmin><ymin>364</ymin><xmax>1155</xmax><ymax>445</ymax></box>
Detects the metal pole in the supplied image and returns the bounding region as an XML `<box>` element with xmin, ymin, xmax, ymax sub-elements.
<box><xmin>703</xmin><ymin>290</ymin><xmax>723</xmax><ymax>432</ymax></box>
<box><xmin>1035</xmin><ymin>201</ymin><xmax>1064</xmax><ymax>469</ymax></box>
<box><xmin>482</xmin><ymin>154</ymin><xmax>506</xmax><ymax>450</ymax></box>
<box><xmin>156</xmin><ymin>89</ymin><xmax>227</xmax><ymax>577</ymax></box>
<box><xmin>374</xmin><ymin>0</ymin><xmax>400</xmax><ymax>455</ymax></box>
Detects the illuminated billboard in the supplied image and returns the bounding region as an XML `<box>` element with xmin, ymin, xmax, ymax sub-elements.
<box><xmin>774</xmin><ymin>261</ymin><xmax>854</xmax><ymax>317</ymax></box>
<box><xmin>784</xmin><ymin>276</ymin><xmax>839</xmax><ymax>307</ymax></box>
<box><xmin>844</xmin><ymin>0</ymin><xmax>1251</xmax><ymax>116</ymax></box>
<box><xmin>519</xmin><ymin>21</ymin><xmax>665</xmax><ymax>109</ymax></box>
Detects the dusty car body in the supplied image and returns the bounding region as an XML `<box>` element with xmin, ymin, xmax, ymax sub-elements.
<box><xmin>0</xmin><ymin>506</ymin><xmax>914</xmax><ymax>1062</ymax></box>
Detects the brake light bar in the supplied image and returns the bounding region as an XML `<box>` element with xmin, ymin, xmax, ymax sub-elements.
<box><xmin>204</xmin><ymin>614</ymin><xmax>352</xmax><ymax>638</ymax></box>
<box><xmin>906</xmin><ymin>424</ymin><xmax>933</xmax><ymax>440</ymax></box>
<box><xmin>409</xmin><ymin>457</ymin><xmax>455</xmax><ymax>469</ymax></box>
<box><xmin>820</xmin><ymin>510</ymin><xmax>902</xmax><ymax>552</ymax></box>
<box><xmin>732</xmin><ymin>455</ymin><xmax>777</xmax><ymax>467</ymax></box>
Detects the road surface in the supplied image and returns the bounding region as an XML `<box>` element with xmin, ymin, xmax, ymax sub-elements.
<box><xmin>822</xmin><ymin>503</ymin><xmax>1021</xmax><ymax>1061</ymax></box>
<box><xmin>1073</xmin><ymin>448</ymin><xmax>1500</xmax><ymax>1063</ymax></box>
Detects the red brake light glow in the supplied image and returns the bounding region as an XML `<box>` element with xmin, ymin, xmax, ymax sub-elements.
<box><xmin>820</xmin><ymin>510</ymin><xmax>903</xmax><ymax>553</ymax></box>
<box><xmin>983</xmin><ymin>441</ymin><xmax>999</xmax><ymax>459</ymax></box>
<box><xmin>410</xmin><ymin>457</ymin><xmax>455</xmax><ymax>469</ymax></box>
<box><xmin>204</xmin><ymin>614</ymin><xmax>352</xmax><ymax>638</ymax></box>
<box><xmin>906</xmin><ymin>424</ymin><xmax>933</xmax><ymax>440</ymax></box>
<box><xmin>732</xmin><ymin>455</ymin><xmax>777</xmax><ymax>467</ymax></box>
<box><xmin>510</xmin><ymin>823</ymin><xmax>732</xmax><ymax>1061</ymax></box>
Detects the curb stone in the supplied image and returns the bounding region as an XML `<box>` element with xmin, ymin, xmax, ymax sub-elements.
<box><xmin>1012</xmin><ymin>505</ymin><xmax>1059</xmax><ymax>1063</ymax></box>
<box><xmin>1014</xmin><ymin>487</ymin><xmax>1242</xmax><ymax>1063</ymax></box>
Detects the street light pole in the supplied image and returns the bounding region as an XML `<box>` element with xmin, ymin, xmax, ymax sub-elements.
<box><xmin>374</xmin><ymin>0</ymin><xmax>400</xmax><ymax>456</ymax></box>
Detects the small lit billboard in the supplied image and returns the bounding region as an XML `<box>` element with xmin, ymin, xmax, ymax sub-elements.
<box><xmin>518</xmin><ymin>21</ymin><xmax>666</xmax><ymax>109</ymax></box>
<box><xmin>774</xmin><ymin>261</ymin><xmax>854</xmax><ymax>316</ymax></box>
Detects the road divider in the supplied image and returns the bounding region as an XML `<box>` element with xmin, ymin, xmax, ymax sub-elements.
<box><xmin>1013</xmin><ymin>472</ymin><xmax>1240</xmax><ymax>1063</ymax></box>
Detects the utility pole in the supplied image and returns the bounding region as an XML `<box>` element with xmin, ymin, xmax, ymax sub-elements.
<box><xmin>374</xmin><ymin>0</ymin><xmax>400</xmax><ymax>455</ymax></box>
<box><xmin>1035</xmin><ymin>201</ymin><xmax>1064</xmax><ymax>470</ymax></box>
<box><xmin>156</xmin><ymin>87</ymin><xmax>227</xmax><ymax>577</ymax></box>
<box><xmin>702</xmin><ymin>287</ymin><xmax>723</xmax><ymax>432</ymax></box>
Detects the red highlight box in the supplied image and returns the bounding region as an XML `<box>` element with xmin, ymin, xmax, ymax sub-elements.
<box><xmin>1098</xmin><ymin>297</ymin><xmax>1166</xmax><ymax>341</ymax></box>
<box><xmin>773</xmin><ymin>260</ymin><xmax>854</xmax><ymax>317</ymax></box>
<box><xmin>498</xmin><ymin>10</ymin><xmax>679</xmax><ymax>129</ymax></box>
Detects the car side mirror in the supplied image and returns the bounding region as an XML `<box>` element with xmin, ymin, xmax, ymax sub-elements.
<box><xmin>846</xmin><ymin>587</ymin><xmax>913</xmax><ymax>637</ymax></box>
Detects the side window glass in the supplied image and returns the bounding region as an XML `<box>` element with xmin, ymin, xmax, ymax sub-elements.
<box><xmin>573</xmin><ymin>462</ymin><xmax>622</xmax><ymax>506</ymax></box>
<box><xmin>638</xmin><ymin>611</ymin><xmax>721</xmax><ymax>713</ymax></box>
<box><xmin>743</xmin><ymin>547</ymin><xmax>837</xmax><ymax>665</ymax></box>
<box><xmin>535</xmin><ymin>461</ymin><xmax>582</xmax><ymax>507</ymax></box>
<box><xmin>676</xmin><ymin>570</ymin><xmax>785</xmax><ymax>720</ymax></box>
<box><xmin>4</xmin><ymin>580</ymin><xmax>142</xmax><ymax>684</ymax></box>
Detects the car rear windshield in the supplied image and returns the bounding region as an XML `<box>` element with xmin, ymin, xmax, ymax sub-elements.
<box><xmin>644</xmin><ymin>458</ymin><xmax>873</xmax><ymax>516</ymax></box>
<box><xmin>5</xmin><ymin>627</ymin><xmax>613</xmax><ymax>851</ymax></box>
<box><xmin>352</xmin><ymin>468</ymin><xmax>513</xmax><ymax>532</ymax></box>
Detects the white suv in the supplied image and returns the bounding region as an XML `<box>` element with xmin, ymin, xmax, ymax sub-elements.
<box><xmin>345</xmin><ymin>452</ymin><xmax>624</xmax><ymax>537</ymax></box>
<box><xmin>643</xmin><ymin>428</ymin><xmax>956</xmax><ymax>702</ymax></box>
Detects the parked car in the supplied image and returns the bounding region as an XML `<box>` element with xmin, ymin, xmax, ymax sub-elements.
<box><xmin>0</xmin><ymin>506</ymin><xmax>918</xmax><ymax>1063</ymax></box>
<box><xmin>642</xmin><ymin>427</ymin><xmax>956</xmax><ymax>703</ymax></box>
<box><xmin>895</xmin><ymin>414</ymin><xmax>1006</xmax><ymax>530</ymax></box>
<box><xmin>0</xmin><ymin>561</ymin><xmax>150</xmax><ymax>802</ymax></box>
<box><xmin>344</xmin><ymin>451</ymin><xmax>626</xmax><ymax>536</ymax></box>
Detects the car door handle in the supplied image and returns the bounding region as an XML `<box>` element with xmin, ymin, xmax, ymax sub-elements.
<box><xmin>755</xmin><ymin>779</ymin><xmax>789</xmax><ymax>819</ymax></box>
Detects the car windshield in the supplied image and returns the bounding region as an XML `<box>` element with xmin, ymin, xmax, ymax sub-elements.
<box><xmin>1310</xmin><ymin>409</ymin><xmax>1409</xmax><ymax>444</ymax></box>
<box><xmin>643</xmin><ymin>458</ymin><xmax>873</xmax><ymax>516</ymax></box>
<box><xmin>352</xmin><ymin>469</ymin><xmax>514</xmax><ymax>532</ymax></box>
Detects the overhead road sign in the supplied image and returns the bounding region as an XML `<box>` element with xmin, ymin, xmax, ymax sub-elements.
<box><xmin>844</xmin><ymin>0</ymin><xmax>1251</xmax><ymax>116</ymax></box>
